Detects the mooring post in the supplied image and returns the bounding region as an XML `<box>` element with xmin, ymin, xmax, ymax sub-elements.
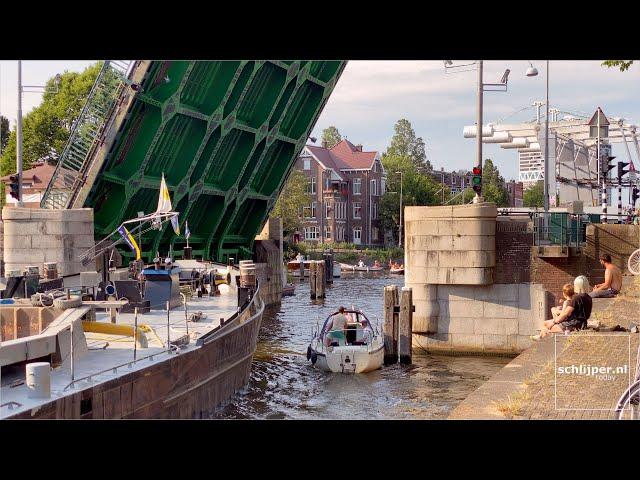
<box><xmin>383</xmin><ymin>285</ymin><xmax>399</xmax><ymax>364</ymax></box>
<box><xmin>399</xmin><ymin>287</ymin><xmax>413</xmax><ymax>364</ymax></box>
<box><xmin>299</xmin><ymin>258</ymin><xmax>304</xmax><ymax>280</ymax></box>
<box><xmin>166</xmin><ymin>301</ymin><xmax>170</xmax><ymax>354</ymax></box>
<box><xmin>324</xmin><ymin>252</ymin><xmax>333</xmax><ymax>285</ymax></box>
<box><xmin>317</xmin><ymin>261</ymin><xmax>326</xmax><ymax>299</ymax></box>
<box><xmin>310</xmin><ymin>261</ymin><xmax>317</xmax><ymax>299</ymax></box>
<box><xmin>133</xmin><ymin>307</ymin><xmax>138</xmax><ymax>361</ymax></box>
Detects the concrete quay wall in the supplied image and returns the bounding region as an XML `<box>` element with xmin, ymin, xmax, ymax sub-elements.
<box><xmin>3</xmin><ymin>207</ymin><xmax>94</xmax><ymax>277</ymax></box>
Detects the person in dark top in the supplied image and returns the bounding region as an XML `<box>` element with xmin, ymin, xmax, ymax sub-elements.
<box><xmin>532</xmin><ymin>281</ymin><xmax>592</xmax><ymax>340</ymax></box>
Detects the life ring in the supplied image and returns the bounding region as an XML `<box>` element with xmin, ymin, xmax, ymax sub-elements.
<box><xmin>310</xmin><ymin>350</ymin><xmax>318</xmax><ymax>365</ymax></box>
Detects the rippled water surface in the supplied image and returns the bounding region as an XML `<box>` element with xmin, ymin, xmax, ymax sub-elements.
<box><xmin>213</xmin><ymin>274</ymin><xmax>510</xmax><ymax>419</ymax></box>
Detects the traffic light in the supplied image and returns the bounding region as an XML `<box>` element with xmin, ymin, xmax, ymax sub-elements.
<box><xmin>8</xmin><ymin>174</ymin><xmax>19</xmax><ymax>201</ymax></box>
<box><xmin>617</xmin><ymin>161</ymin><xmax>630</xmax><ymax>182</ymax></box>
<box><xmin>472</xmin><ymin>166</ymin><xmax>482</xmax><ymax>194</ymax></box>
<box><xmin>632</xmin><ymin>186</ymin><xmax>639</xmax><ymax>206</ymax></box>
<box><xmin>605</xmin><ymin>155</ymin><xmax>617</xmax><ymax>174</ymax></box>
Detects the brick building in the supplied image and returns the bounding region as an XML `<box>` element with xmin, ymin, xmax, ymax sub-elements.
<box><xmin>430</xmin><ymin>168</ymin><xmax>473</xmax><ymax>195</ymax></box>
<box><xmin>505</xmin><ymin>180</ymin><xmax>524</xmax><ymax>207</ymax></box>
<box><xmin>295</xmin><ymin>140</ymin><xmax>385</xmax><ymax>245</ymax></box>
<box><xmin>0</xmin><ymin>162</ymin><xmax>56</xmax><ymax>208</ymax></box>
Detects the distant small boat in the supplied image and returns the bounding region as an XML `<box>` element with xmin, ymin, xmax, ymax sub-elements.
<box><xmin>282</xmin><ymin>283</ymin><xmax>296</xmax><ymax>296</ymax></box>
<box><xmin>390</xmin><ymin>267</ymin><xmax>404</xmax><ymax>275</ymax></box>
<box><xmin>340</xmin><ymin>262</ymin><xmax>383</xmax><ymax>272</ymax></box>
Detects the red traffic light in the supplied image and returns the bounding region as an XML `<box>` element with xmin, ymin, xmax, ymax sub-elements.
<box><xmin>472</xmin><ymin>167</ymin><xmax>482</xmax><ymax>175</ymax></box>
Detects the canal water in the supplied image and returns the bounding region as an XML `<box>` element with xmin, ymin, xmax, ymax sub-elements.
<box><xmin>213</xmin><ymin>274</ymin><xmax>511</xmax><ymax>419</ymax></box>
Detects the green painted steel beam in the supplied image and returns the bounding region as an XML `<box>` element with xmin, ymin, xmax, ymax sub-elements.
<box><xmin>83</xmin><ymin>60</ymin><xmax>346</xmax><ymax>262</ymax></box>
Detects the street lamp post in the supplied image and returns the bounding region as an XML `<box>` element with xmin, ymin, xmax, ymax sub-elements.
<box><xmin>396</xmin><ymin>171</ymin><xmax>403</xmax><ymax>247</ymax></box>
<box><xmin>17</xmin><ymin>61</ymin><xmax>23</xmax><ymax>207</ymax></box>
<box><xmin>475</xmin><ymin>61</ymin><xmax>484</xmax><ymax>203</ymax></box>
<box><xmin>15</xmin><ymin>62</ymin><xmax>61</xmax><ymax>207</ymax></box>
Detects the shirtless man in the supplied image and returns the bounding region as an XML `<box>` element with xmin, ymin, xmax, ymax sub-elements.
<box><xmin>589</xmin><ymin>253</ymin><xmax>623</xmax><ymax>298</ymax></box>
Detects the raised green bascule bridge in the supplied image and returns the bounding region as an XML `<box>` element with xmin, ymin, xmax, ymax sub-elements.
<box><xmin>40</xmin><ymin>60</ymin><xmax>346</xmax><ymax>263</ymax></box>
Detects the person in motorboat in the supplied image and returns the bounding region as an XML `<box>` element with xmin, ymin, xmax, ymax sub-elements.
<box><xmin>357</xmin><ymin>259</ymin><xmax>365</xmax><ymax>268</ymax></box>
<box><xmin>373</xmin><ymin>260</ymin><xmax>381</xmax><ymax>268</ymax></box>
<box><xmin>324</xmin><ymin>306</ymin><xmax>348</xmax><ymax>346</ymax></box>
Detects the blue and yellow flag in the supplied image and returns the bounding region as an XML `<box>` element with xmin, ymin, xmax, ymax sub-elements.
<box><xmin>117</xmin><ymin>225</ymin><xmax>141</xmax><ymax>260</ymax></box>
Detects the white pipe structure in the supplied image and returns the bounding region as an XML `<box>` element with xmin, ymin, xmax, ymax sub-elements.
<box><xmin>16</xmin><ymin>61</ymin><xmax>23</xmax><ymax>207</ymax></box>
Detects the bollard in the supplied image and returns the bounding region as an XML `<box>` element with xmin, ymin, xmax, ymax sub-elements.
<box><xmin>383</xmin><ymin>285</ymin><xmax>399</xmax><ymax>364</ymax></box>
<box><xmin>324</xmin><ymin>252</ymin><xmax>333</xmax><ymax>285</ymax></box>
<box><xmin>399</xmin><ymin>287</ymin><xmax>413</xmax><ymax>365</ymax></box>
<box><xmin>310</xmin><ymin>262</ymin><xmax>317</xmax><ymax>299</ymax></box>
<box><xmin>133</xmin><ymin>307</ymin><xmax>138</xmax><ymax>361</ymax></box>
<box><xmin>317</xmin><ymin>261</ymin><xmax>326</xmax><ymax>299</ymax></box>
<box><xmin>299</xmin><ymin>258</ymin><xmax>304</xmax><ymax>280</ymax></box>
<box><xmin>166</xmin><ymin>301</ymin><xmax>171</xmax><ymax>354</ymax></box>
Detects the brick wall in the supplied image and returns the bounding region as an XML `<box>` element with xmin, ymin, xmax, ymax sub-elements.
<box><xmin>494</xmin><ymin>218</ymin><xmax>532</xmax><ymax>284</ymax></box>
<box><xmin>584</xmin><ymin>224</ymin><xmax>640</xmax><ymax>275</ymax></box>
<box><xmin>530</xmin><ymin>254</ymin><xmax>596</xmax><ymax>310</ymax></box>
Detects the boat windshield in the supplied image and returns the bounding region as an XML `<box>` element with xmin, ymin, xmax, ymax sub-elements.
<box><xmin>320</xmin><ymin>310</ymin><xmax>374</xmax><ymax>343</ymax></box>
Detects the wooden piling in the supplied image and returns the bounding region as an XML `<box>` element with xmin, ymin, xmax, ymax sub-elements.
<box><xmin>383</xmin><ymin>285</ymin><xmax>399</xmax><ymax>364</ymax></box>
<box><xmin>310</xmin><ymin>261</ymin><xmax>317</xmax><ymax>299</ymax></box>
<box><xmin>316</xmin><ymin>261</ymin><xmax>326</xmax><ymax>299</ymax></box>
<box><xmin>299</xmin><ymin>258</ymin><xmax>304</xmax><ymax>280</ymax></box>
<box><xmin>324</xmin><ymin>252</ymin><xmax>334</xmax><ymax>284</ymax></box>
<box><xmin>399</xmin><ymin>287</ymin><xmax>413</xmax><ymax>364</ymax></box>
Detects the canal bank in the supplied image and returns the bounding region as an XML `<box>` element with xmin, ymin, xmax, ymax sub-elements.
<box><xmin>212</xmin><ymin>274</ymin><xmax>510</xmax><ymax>419</ymax></box>
<box><xmin>449</xmin><ymin>275</ymin><xmax>640</xmax><ymax>419</ymax></box>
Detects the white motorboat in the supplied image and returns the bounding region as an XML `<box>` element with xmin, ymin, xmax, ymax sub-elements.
<box><xmin>339</xmin><ymin>260</ymin><xmax>383</xmax><ymax>272</ymax></box>
<box><xmin>307</xmin><ymin>309</ymin><xmax>384</xmax><ymax>373</ymax></box>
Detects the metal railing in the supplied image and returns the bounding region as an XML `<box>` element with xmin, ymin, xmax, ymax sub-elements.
<box><xmin>41</xmin><ymin>60</ymin><xmax>134</xmax><ymax>210</ymax></box>
<box><xmin>532</xmin><ymin>211</ymin><xmax>587</xmax><ymax>252</ymax></box>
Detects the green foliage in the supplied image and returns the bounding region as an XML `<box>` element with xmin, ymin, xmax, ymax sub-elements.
<box><xmin>386</xmin><ymin>118</ymin><xmax>432</xmax><ymax>172</ymax></box>
<box><xmin>271</xmin><ymin>169</ymin><xmax>308</xmax><ymax>236</ymax></box>
<box><xmin>0</xmin><ymin>62</ymin><xmax>102</xmax><ymax>177</ymax></box>
<box><xmin>602</xmin><ymin>60</ymin><xmax>634</xmax><ymax>72</ymax></box>
<box><xmin>321</xmin><ymin>126</ymin><xmax>342</xmax><ymax>148</ymax></box>
<box><xmin>481</xmin><ymin>159</ymin><xmax>509</xmax><ymax>206</ymax></box>
<box><xmin>523</xmin><ymin>181</ymin><xmax>544</xmax><ymax>207</ymax></box>
<box><xmin>448</xmin><ymin>187</ymin><xmax>476</xmax><ymax>205</ymax></box>
<box><xmin>0</xmin><ymin>116</ymin><xmax>8</xmax><ymax>153</ymax></box>
<box><xmin>380</xmin><ymin>139</ymin><xmax>441</xmax><ymax>244</ymax></box>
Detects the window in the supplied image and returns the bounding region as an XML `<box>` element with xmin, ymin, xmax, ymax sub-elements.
<box><xmin>372</xmin><ymin>227</ymin><xmax>379</xmax><ymax>242</ymax></box>
<box><xmin>381</xmin><ymin>178</ymin><xmax>386</xmax><ymax>195</ymax></box>
<box><xmin>325</xmin><ymin>202</ymin><xmax>331</xmax><ymax>219</ymax></box>
<box><xmin>372</xmin><ymin>202</ymin><xmax>378</xmax><ymax>219</ymax></box>
<box><xmin>325</xmin><ymin>177</ymin><xmax>330</xmax><ymax>191</ymax></box>
<box><xmin>353</xmin><ymin>178</ymin><xmax>361</xmax><ymax>195</ymax></box>
<box><xmin>336</xmin><ymin>226</ymin><xmax>345</xmax><ymax>241</ymax></box>
<box><xmin>324</xmin><ymin>226</ymin><xmax>332</xmax><ymax>240</ymax></box>
<box><xmin>303</xmin><ymin>159</ymin><xmax>311</xmax><ymax>170</ymax></box>
<box><xmin>310</xmin><ymin>177</ymin><xmax>316</xmax><ymax>195</ymax></box>
<box><xmin>311</xmin><ymin>202</ymin><xmax>317</xmax><ymax>218</ymax></box>
<box><xmin>353</xmin><ymin>202</ymin><xmax>361</xmax><ymax>219</ymax></box>
<box><xmin>304</xmin><ymin>226</ymin><xmax>319</xmax><ymax>240</ymax></box>
<box><xmin>353</xmin><ymin>227</ymin><xmax>362</xmax><ymax>243</ymax></box>
<box><xmin>370</xmin><ymin>179</ymin><xmax>377</xmax><ymax>196</ymax></box>
<box><xmin>335</xmin><ymin>201</ymin><xmax>346</xmax><ymax>219</ymax></box>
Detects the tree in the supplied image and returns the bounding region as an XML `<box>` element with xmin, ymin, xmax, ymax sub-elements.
<box><xmin>321</xmin><ymin>126</ymin><xmax>342</xmax><ymax>148</ymax></box>
<box><xmin>379</xmin><ymin>150</ymin><xmax>441</xmax><ymax>245</ymax></box>
<box><xmin>0</xmin><ymin>116</ymin><xmax>8</xmax><ymax>153</ymax></box>
<box><xmin>0</xmin><ymin>62</ymin><xmax>102</xmax><ymax>177</ymax></box>
<box><xmin>603</xmin><ymin>60</ymin><xmax>634</xmax><ymax>72</ymax></box>
<box><xmin>385</xmin><ymin>118</ymin><xmax>432</xmax><ymax>172</ymax></box>
<box><xmin>271</xmin><ymin>169</ymin><xmax>308</xmax><ymax>236</ymax></box>
<box><xmin>481</xmin><ymin>158</ymin><xmax>509</xmax><ymax>206</ymax></box>
<box><xmin>523</xmin><ymin>181</ymin><xmax>544</xmax><ymax>207</ymax></box>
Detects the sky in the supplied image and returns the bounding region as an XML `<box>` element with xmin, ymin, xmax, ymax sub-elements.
<box><xmin>1</xmin><ymin>60</ymin><xmax>639</xmax><ymax>181</ymax></box>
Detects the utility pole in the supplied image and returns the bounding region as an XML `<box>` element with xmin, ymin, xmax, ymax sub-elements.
<box><xmin>543</xmin><ymin>61</ymin><xmax>550</xmax><ymax>219</ymax></box>
<box><xmin>17</xmin><ymin>61</ymin><xmax>23</xmax><ymax>207</ymax></box>
<box><xmin>474</xmin><ymin>60</ymin><xmax>484</xmax><ymax>204</ymax></box>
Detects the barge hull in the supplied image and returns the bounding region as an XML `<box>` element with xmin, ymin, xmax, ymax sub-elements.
<box><xmin>7</xmin><ymin>293</ymin><xmax>264</xmax><ymax>419</ymax></box>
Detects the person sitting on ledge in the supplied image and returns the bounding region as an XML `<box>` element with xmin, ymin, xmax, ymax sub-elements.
<box><xmin>531</xmin><ymin>280</ymin><xmax>591</xmax><ymax>340</ymax></box>
<box><xmin>589</xmin><ymin>253</ymin><xmax>622</xmax><ymax>298</ymax></box>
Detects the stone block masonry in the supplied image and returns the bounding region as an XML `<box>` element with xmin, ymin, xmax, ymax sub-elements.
<box><xmin>412</xmin><ymin>282</ymin><xmax>547</xmax><ymax>354</ymax></box>
<box><xmin>3</xmin><ymin>207</ymin><xmax>95</xmax><ymax>277</ymax></box>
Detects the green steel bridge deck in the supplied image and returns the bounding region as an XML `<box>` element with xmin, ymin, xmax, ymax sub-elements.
<box><xmin>46</xmin><ymin>60</ymin><xmax>346</xmax><ymax>263</ymax></box>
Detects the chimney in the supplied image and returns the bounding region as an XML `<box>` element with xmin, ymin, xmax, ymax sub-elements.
<box><xmin>355</xmin><ymin>144</ymin><xmax>363</xmax><ymax>152</ymax></box>
<box><xmin>321</xmin><ymin>140</ymin><xmax>328</xmax><ymax>149</ymax></box>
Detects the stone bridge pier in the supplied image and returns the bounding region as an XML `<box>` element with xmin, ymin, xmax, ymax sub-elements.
<box><xmin>405</xmin><ymin>203</ymin><xmax>547</xmax><ymax>355</ymax></box>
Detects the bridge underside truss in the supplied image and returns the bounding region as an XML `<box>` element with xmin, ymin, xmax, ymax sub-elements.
<box><xmin>82</xmin><ymin>60</ymin><xmax>345</xmax><ymax>263</ymax></box>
